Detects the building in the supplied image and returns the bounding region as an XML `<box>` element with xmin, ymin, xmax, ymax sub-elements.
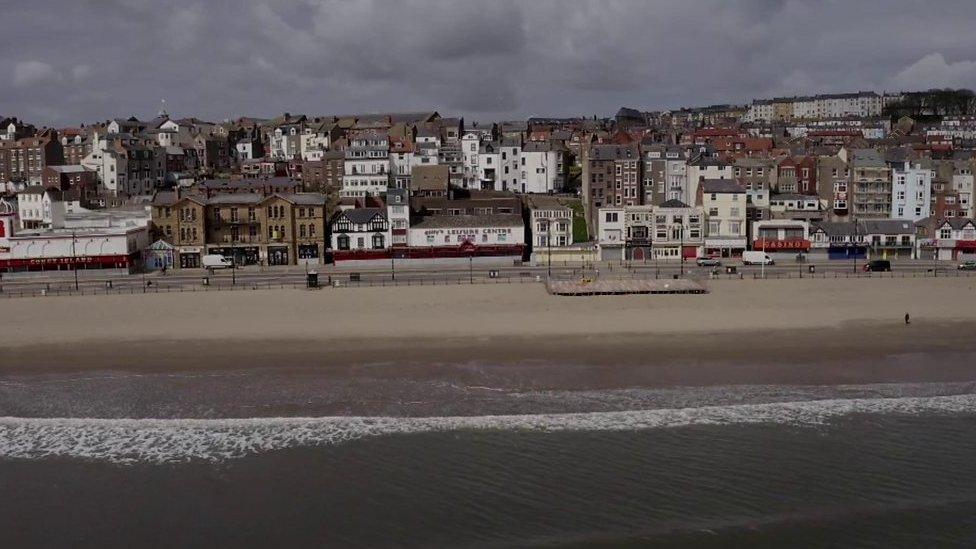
<box><xmin>622</xmin><ymin>200</ymin><xmax>704</xmax><ymax>261</ymax></box>
<box><xmin>150</xmin><ymin>191</ymin><xmax>207</xmax><ymax>268</ymax></box>
<box><xmin>776</xmin><ymin>156</ymin><xmax>818</xmax><ymax>195</ymax></box>
<box><xmin>342</xmin><ymin>131</ymin><xmax>390</xmax><ymax>198</ymax></box>
<box><xmin>410</xmin><ymin>165</ymin><xmax>450</xmax><ymax>197</ymax></box>
<box><xmin>0</xmin><ymin>198</ymin><xmax>149</xmax><ymax>273</ymax></box>
<box><xmin>406</xmin><ymin>214</ymin><xmax>524</xmax><ymax>259</ymax></box>
<box><xmin>582</xmin><ymin>143</ymin><xmax>640</xmax><ymax>236</ymax></box>
<box><xmin>301</xmin><ymin>151</ymin><xmax>344</xmax><ymax>193</ymax></box>
<box><xmin>330</xmin><ymin>206</ymin><xmax>391</xmax><ymax>261</ymax></box>
<box><xmin>686</xmin><ymin>156</ymin><xmax>733</xmax><ymax>205</ymax></box>
<box><xmin>519</xmin><ymin>141</ymin><xmax>569</xmax><ymax>194</ymax></box>
<box><xmin>0</xmin><ymin>129</ymin><xmax>64</xmax><ymax>185</ymax></box>
<box><xmin>860</xmin><ymin>219</ymin><xmax>917</xmax><ymax>259</ymax></box>
<box><xmin>596</xmin><ymin>207</ymin><xmax>625</xmax><ymax>260</ymax></box>
<box><xmin>816</xmin><ymin>155</ymin><xmax>851</xmax><ymax>219</ymax></box>
<box><xmin>641</xmin><ymin>144</ymin><xmax>687</xmax><ymax>205</ymax></box>
<box><xmin>922</xmin><ymin>218</ymin><xmax>976</xmax><ymax>260</ymax></box>
<box><xmin>150</xmin><ymin>190</ymin><xmax>327</xmax><ymax>268</ymax></box>
<box><xmin>526</xmin><ymin>195</ymin><xmax>578</xmax><ymax>264</ymax></box>
<box><xmin>16</xmin><ymin>187</ymin><xmax>77</xmax><ymax>229</ymax></box>
<box><xmin>890</xmin><ymin>160</ymin><xmax>932</xmax><ymax>222</ymax></box>
<box><xmin>809</xmin><ymin>221</ymin><xmax>866</xmax><ymax>260</ymax></box>
<box><xmin>844</xmin><ymin>148</ymin><xmax>892</xmax><ymax>219</ymax></box>
<box><xmin>41</xmin><ymin>165</ymin><xmax>97</xmax><ymax>192</ymax></box>
<box><xmin>752</xmin><ymin>219</ymin><xmax>811</xmax><ymax>257</ymax></box>
<box><xmin>697</xmin><ymin>179</ymin><xmax>747</xmax><ymax>257</ymax></box>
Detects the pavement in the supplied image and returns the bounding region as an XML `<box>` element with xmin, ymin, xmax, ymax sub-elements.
<box><xmin>0</xmin><ymin>258</ymin><xmax>970</xmax><ymax>298</ymax></box>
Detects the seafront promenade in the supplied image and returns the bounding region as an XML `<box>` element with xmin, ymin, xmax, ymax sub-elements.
<box><xmin>0</xmin><ymin>257</ymin><xmax>970</xmax><ymax>299</ymax></box>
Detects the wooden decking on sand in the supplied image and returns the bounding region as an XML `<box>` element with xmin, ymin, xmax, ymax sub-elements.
<box><xmin>546</xmin><ymin>278</ymin><xmax>707</xmax><ymax>296</ymax></box>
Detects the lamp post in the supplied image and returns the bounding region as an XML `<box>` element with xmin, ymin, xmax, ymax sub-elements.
<box><xmin>678</xmin><ymin>223</ymin><xmax>685</xmax><ymax>277</ymax></box>
<box><xmin>851</xmin><ymin>214</ymin><xmax>858</xmax><ymax>274</ymax></box>
<box><xmin>547</xmin><ymin>220</ymin><xmax>552</xmax><ymax>279</ymax></box>
<box><xmin>71</xmin><ymin>230</ymin><xmax>79</xmax><ymax>291</ymax></box>
<box><xmin>468</xmin><ymin>252</ymin><xmax>473</xmax><ymax>284</ymax></box>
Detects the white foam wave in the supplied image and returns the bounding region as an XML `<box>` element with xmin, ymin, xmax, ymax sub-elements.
<box><xmin>2</xmin><ymin>394</ymin><xmax>975</xmax><ymax>464</ymax></box>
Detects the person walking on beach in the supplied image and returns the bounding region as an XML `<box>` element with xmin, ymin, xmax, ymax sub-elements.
<box><xmin>905</xmin><ymin>313</ymin><xmax>911</xmax><ymax>325</ymax></box>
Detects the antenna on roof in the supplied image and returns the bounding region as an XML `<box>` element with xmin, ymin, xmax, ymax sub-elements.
<box><xmin>158</xmin><ymin>99</ymin><xmax>168</xmax><ymax>118</ymax></box>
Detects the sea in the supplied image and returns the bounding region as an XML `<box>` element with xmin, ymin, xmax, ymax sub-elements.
<box><xmin>2</xmin><ymin>365</ymin><xmax>976</xmax><ymax>548</ymax></box>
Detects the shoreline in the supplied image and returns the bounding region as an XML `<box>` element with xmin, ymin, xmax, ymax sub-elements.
<box><xmin>4</xmin><ymin>321</ymin><xmax>976</xmax><ymax>386</ymax></box>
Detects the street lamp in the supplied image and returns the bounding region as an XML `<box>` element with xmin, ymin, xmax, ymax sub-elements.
<box><xmin>71</xmin><ymin>230</ymin><xmax>79</xmax><ymax>291</ymax></box>
<box><xmin>678</xmin><ymin>223</ymin><xmax>685</xmax><ymax>277</ymax></box>
<box><xmin>851</xmin><ymin>213</ymin><xmax>858</xmax><ymax>274</ymax></box>
<box><xmin>547</xmin><ymin>220</ymin><xmax>552</xmax><ymax>279</ymax></box>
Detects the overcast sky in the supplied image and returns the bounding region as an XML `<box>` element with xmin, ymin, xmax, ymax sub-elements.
<box><xmin>4</xmin><ymin>0</ymin><xmax>976</xmax><ymax>127</ymax></box>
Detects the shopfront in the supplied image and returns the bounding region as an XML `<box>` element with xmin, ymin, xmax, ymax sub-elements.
<box><xmin>298</xmin><ymin>244</ymin><xmax>320</xmax><ymax>265</ymax></box>
<box><xmin>268</xmin><ymin>246</ymin><xmax>290</xmax><ymax>266</ymax></box>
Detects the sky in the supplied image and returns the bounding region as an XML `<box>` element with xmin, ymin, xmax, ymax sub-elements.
<box><xmin>3</xmin><ymin>0</ymin><xmax>976</xmax><ymax>127</ymax></box>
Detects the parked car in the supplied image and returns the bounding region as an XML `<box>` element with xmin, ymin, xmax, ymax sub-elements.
<box><xmin>742</xmin><ymin>251</ymin><xmax>774</xmax><ymax>266</ymax></box>
<box><xmin>696</xmin><ymin>257</ymin><xmax>722</xmax><ymax>267</ymax></box>
<box><xmin>958</xmin><ymin>260</ymin><xmax>976</xmax><ymax>271</ymax></box>
<box><xmin>863</xmin><ymin>260</ymin><xmax>892</xmax><ymax>272</ymax></box>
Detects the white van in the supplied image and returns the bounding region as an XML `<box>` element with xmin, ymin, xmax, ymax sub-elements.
<box><xmin>742</xmin><ymin>251</ymin><xmax>774</xmax><ymax>266</ymax></box>
<box><xmin>202</xmin><ymin>254</ymin><xmax>233</xmax><ymax>269</ymax></box>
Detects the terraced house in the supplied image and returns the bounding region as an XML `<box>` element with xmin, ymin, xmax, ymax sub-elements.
<box><xmin>150</xmin><ymin>190</ymin><xmax>326</xmax><ymax>268</ymax></box>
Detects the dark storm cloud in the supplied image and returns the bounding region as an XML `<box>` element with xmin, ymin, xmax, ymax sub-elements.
<box><xmin>3</xmin><ymin>0</ymin><xmax>976</xmax><ymax>126</ymax></box>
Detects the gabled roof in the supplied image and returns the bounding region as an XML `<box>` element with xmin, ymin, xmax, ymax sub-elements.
<box><xmin>336</xmin><ymin>207</ymin><xmax>387</xmax><ymax>224</ymax></box>
<box><xmin>940</xmin><ymin>218</ymin><xmax>976</xmax><ymax>230</ymax></box>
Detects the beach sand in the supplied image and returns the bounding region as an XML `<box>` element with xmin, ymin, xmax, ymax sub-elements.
<box><xmin>3</xmin><ymin>277</ymin><xmax>976</xmax><ymax>388</ymax></box>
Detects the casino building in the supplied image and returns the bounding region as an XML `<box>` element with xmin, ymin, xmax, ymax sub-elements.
<box><xmin>751</xmin><ymin>219</ymin><xmax>811</xmax><ymax>260</ymax></box>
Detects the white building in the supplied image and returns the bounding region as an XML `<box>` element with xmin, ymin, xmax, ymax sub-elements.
<box><xmin>235</xmin><ymin>139</ymin><xmax>258</xmax><ymax>161</ymax></box>
<box><xmin>597</xmin><ymin>207</ymin><xmax>625</xmax><ymax>260</ymax></box>
<box><xmin>341</xmin><ymin>132</ymin><xmax>390</xmax><ymax>198</ymax></box>
<box><xmin>81</xmin><ymin>133</ymin><xmax>126</xmax><ymax>196</ymax></box>
<box><xmin>407</xmin><ymin>215</ymin><xmax>524</xmax><ymax>248</ymax></box>
<box><xmin>686</xmin><ymin>156</ymin><xmax>733</xmax><ymax>206</ymax></box>
<box><xmin>386</xmin><ymin>188</ymin><xmax>410</xmax><ymax>247</ymax></box>
<box><xmin>698</xmin><ymin>179</ymin><xmax>747</xmax><ymax>257</ymax></box>
<box><xmin>16</xmin><ymin>187</ymin><xmax>80</xmax><ymax>229</ymax></box>
<box><xmin>890</xmin><ymin>161</ymin><xmax>932</xmax><ymax>221</ymax></box>
<box><xmin>0</xmin><ymin>199</ymin><xmax>149</xmax><ymax>273</ymax></box>
<box><xmin>330</xmin><ymin>206</ymin><xmax>391</xmax><ymax>252</ymax></box>
<box><xmin>497</xmin><ymin>138</ymin><xmax>521</xmax><ymax>192</ymax></box>
<box><xmin>951</xmin><ymin>164</ymin><xmax>975</xmax><ymax>219</ymax></box>
<box><xmin>519</xmin><ymin>141</ymin><xmax>568</xmax><ymax>194</ymax></box>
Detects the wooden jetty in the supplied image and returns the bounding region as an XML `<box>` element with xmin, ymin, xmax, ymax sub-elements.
<box><xmin>546</xmin><ymin>278</ymin><xmax>707</xmax><ymax>296</ymax></box>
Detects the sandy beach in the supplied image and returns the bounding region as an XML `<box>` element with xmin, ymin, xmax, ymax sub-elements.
<box><xmin>3</xmin><ymin>277</ymin><xmax>976</xmax><ymax>382</ymax></box>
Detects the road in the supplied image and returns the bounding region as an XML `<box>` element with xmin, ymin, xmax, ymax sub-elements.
<box><xmin>1</xmin><ymin>258</ymin><xmax>971</xmax><ymax>298</ymax></box>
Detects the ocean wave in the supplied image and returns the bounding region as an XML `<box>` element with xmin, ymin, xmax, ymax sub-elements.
<box><xmin>2</xmin><ymin>394</ymin><xmax>976</xmax><ymax>464</ymax></box>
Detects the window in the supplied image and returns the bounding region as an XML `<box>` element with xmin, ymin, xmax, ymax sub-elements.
<box><xmin>605</xmin><ymin>212</ymin><xmax>618</xmax><ymax>223</ymax></box>
<box><xmin>708</xmin><ymin>208</ymin><xmax>718</xmax><ymax>216</ymax></box>
<box><xmin>337</xmin><ymin>235</ymin><xmax>350</xmax><ymax>250</ymax></box>
<box><xmin>498</xmin><ymin>233</ymin><xmax>507</xmax><ymax>242</ymax></box>
<box><xmin>372</xmin><ymin>234</ymin><xmax>385</xmax><ymax>249</ymax></box>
